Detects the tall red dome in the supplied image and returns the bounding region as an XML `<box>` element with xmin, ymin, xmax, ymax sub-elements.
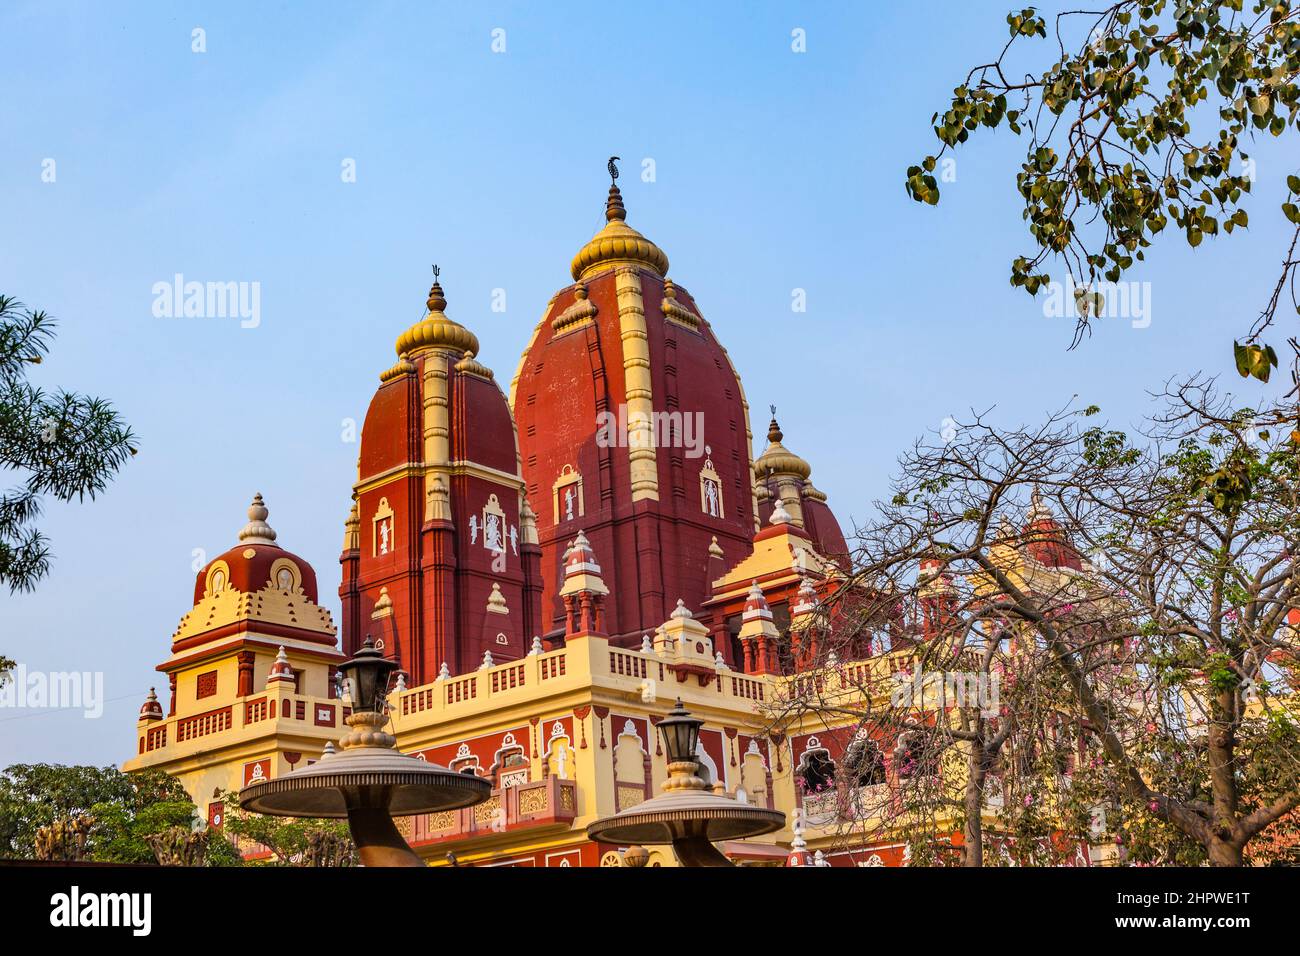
<box><xmin>339</xmin><ymin>276</ymin><xmax>543</xmax><ymax>683</ymax></box>
<box><xmin>510</xmin><ymin>164</ymin><xmax>759</xmax><ymax>644</ymax></box>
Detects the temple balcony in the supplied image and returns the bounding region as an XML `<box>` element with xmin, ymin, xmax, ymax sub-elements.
<box><xmin>127</xmin><ymin>687</ymin><xmax>347</xmax><ymax>768</ymax></box>
<box><xmin>397</xmin><ymin>775</ymin><xmax>578</xmax><ymax>848</ymax></box>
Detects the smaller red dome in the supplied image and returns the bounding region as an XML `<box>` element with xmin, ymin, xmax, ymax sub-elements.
<box><xmin>139</xmin><ymin>687</ymin><xmax>163</xmax><ymax>721</ymax></box>
<box><xmin>193</xmin><ymin>495</ymin><xmax>319</xmax><ymax>604</ymax></box>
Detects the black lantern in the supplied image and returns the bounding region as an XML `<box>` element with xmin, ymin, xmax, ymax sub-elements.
<box><xmin>658</xmin><ymin>698</ymin><xmax>702</xmax><ymax>765</ymax></box>
<box><xmin>337</xmin><ymin>637</ymin><xmax>397</xmax><ymax>713</ymax></box>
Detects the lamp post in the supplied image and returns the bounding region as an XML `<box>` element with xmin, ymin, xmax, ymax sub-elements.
<box><xmin>586</xmin><ymin>699</ymin><xmax>785</xmax><ymax>867</ymax></box>
<box><xmin>240</xmin><ymin>638</ymin><xmax>490</xmax><ymax>867</ymax></box>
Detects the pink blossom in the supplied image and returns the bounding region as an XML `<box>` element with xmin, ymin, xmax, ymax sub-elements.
<box><xmin>1023</xmin><ymin>795</ymin><xmax>1033</xmax><ymax>807</ymax></box>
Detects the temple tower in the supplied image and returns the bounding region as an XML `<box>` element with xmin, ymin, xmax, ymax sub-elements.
<box><xmin>340</xmin><ymin>275</ymin><xmax>544</xmax><ymax>682</ymax></box>
<box><xmin>510</xmin><ymin>161</ymin><xmax>758</xmax><ymax>644</ymax></box>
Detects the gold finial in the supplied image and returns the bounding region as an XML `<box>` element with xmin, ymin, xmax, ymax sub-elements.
<box><xmin>605</xmin><ymin>156</ymin><xmax>626</xmax><ymax>223</ymax></box>
<box><xmin>767</xmin><ymin>406</ymin><xmax>783</xmax><ymax>444</ymax></box>
<box><xmin>426</xmin><ymin>264</ymin><xmax>447</xmax><ymax>313</ymax></box>
<box><xmin>569</xmin><ymin>157</ymin><xmax>669</xmax><ymax>279</ymax></box>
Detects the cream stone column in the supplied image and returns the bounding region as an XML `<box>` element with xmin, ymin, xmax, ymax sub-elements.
<box><xmin>614</xmin><ymin>267</ymin><xmax>659</xmax><ymax>501</ymax></box>
<box><xmin>422</xmin><ymin>353</ymin><xmax>451</xmax><ymax>520</ymax></box>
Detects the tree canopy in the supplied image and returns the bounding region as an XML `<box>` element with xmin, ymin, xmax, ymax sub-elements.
<box><xmin>907</xmin><ymin>0</ymin><xmax>1300</xmax><ymax>380</ymax></box>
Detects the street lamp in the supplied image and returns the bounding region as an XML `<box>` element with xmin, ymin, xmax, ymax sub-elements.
<box><xmin>586</xmin><ymin>699</ymin><xmax>785</xmax><ymax>867</ymax></box>
<box><xmin>240</xmin><ymin>638</ymin><xmax>490</xmax><ymax>866</ymax></box>
<box><xmin>337</xmin><ymin>637</ymin><xmax>395</xmax><ymax>714</ymax></box>
<box><xmin>657</xmin><ymin>698</ymin><xmax>702</xmax><ymax>768</ymax></box>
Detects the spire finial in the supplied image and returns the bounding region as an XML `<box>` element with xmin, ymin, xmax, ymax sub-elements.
<box><xmin>426</xmin><ymin>264</ymin><xmax>447</xmax><ymax>313</ymax></box>
<box><xmin>238</xmin><ymin>493</ymin><xmax>277</xmax><ymax>544</ymax></box>
<box><xmin>604</xmin><ymin>156</ymin><xmax>626</xmax><ymax>223</ymax></box>
<box><xmin>1028</xmin><ymin>483</ymin><xmax>1051</xmax><ymax>522</ymax></box>
<box><xmin>767</xmin><ymin>406</ymin><xmax>783</xmax><ymax>444</ymax></box>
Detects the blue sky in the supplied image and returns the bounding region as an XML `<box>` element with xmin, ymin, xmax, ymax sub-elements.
<box><xmin>1</xmin><ymin>1</ymin><xmax>1292</xmax><ymax>764</ymax></box>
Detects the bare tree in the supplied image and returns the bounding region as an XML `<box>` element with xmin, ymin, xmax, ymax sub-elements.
<box><xmin>773</xmin><ymin>381</ymin><xmax>1300</xmax><ymax>866</ymax></box>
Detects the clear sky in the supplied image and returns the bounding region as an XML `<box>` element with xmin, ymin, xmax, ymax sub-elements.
<box><xmin>0</xmin><ymin>1</ymin><xmax>1292</xmax><ymax>764</ymax></box>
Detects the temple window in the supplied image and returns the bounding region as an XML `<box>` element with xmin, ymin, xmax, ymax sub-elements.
<box><xmin>698</xmin><ymin>452</ymin><xmax>725</xmax><ymax>518</ymax></box>
<box><xmin>894</xmin><ymin>727</ymin><xmax>938</xmax><ymax>778</ymax></box>
<box><xmin>795</xmin><ymin>738</ymin><xmax>836</xmax><ymax>795</ymax></box>
<box><xmin>372</xmin><ymin>497</ymin><xmax>395</xmax><ymax>556</ymax></box>
<box><xmin>845</xmin><ymin>735</ymin><xmax>886</xmax><ymax>787</ymax></box>
<box><xmin>552</xmin><ymin>465</ymin><xmax>584</xmax><ymax>524</ymax></box>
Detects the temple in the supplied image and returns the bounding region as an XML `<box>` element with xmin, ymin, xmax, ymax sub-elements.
<box><xmin>122</xmin><ymin>164</ymin><xmax>1098</xmax><ymax>866</ymax></box>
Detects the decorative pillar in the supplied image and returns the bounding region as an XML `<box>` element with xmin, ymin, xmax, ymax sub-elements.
<box><xmin>236</xmin><ymin>651</ymin><xmax>255</xmax><ymax>697</ymax></box>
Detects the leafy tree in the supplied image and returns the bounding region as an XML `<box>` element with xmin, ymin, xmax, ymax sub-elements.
<box><xmin>0</xmin><ymin>764</ymin><xmax>183</xmax><ymax>859</ymax></box>
<box><xmin>0</xmin><ymin>294</ymin><xmax>136</xmax><ymax>593</ymax></box>
<box><xmin>907</xmin><ymin>1</ymin><xmax>1300</xmax><ymax>379</ymax></box>
<box><xmin>90</xmin><ymin>798</ymin><xmax>242</xmax><ymax>866</ymax></box>
<box><xmin>217</xmin><ymin>791</ymin><xmax>356</xmax><ymax>866</ymax></box>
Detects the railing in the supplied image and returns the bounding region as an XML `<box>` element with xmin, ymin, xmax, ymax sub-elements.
<box><xmin>176</xmin><ymin>706</ymin><xmax>232</xmax><ymax>743</ymax></box>
<box><xmin>538</xmin><ymin>653</ymin><xmax>566</xmax><ymax>681</ymax></box>
<box><xmin>445</xmin><ymin>674</ymin><xmax>477</xmax><ymax>705</ymax></box>
<box><xmin>400</xmin><ymin>776</ymin><xmax>578</xmax><ymax>846</ymax></box>
<box><xmin>145</xmin><ymin>725</ymin><xmax>167</xmax><ymax>752</ymax></box>
<box><xmin>609</xmin><ymin>650</ymin><xmax>647</xmax><ymax>679</ymax></box>
<box><xmin>803</xmin><ymin>783</ymin><xmax>891</xmax><ymax>826</ymax></box>
<box><xmin>730</xmin><ymin>675</ymin><xmax>766</xmax><ymax>701</ymax></box>
<box><xmin>490</xmin><ymin>662</ymin><xmax>526</xmax><ymax>694</ymax></box>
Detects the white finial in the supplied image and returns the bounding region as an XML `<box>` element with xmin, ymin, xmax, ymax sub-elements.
<box><xmin>1028</xmin><ymin>483</ymin><xmax>1051</xmax><ymax>522</ymax></box>
<box><xmin>393</xmin><ymin>672</ymin><xmax>407</xmax><ymax>694</ymax></box>
<box><xmin>437</xmin><ymin>662</ymin><xmax>450</xmax><ymax>681</ymax></box>
<box><xmin>769</xmin><ymin>496</ymin><xmax>794</xmax><ymax>526</ymax></box>
<box><xmin>321</xmin><ymin>741</ymin><xmax>337</xmax><ymax>758</ymax></box>
<box><xmin>238</xmin><ymin>493</ymin><xmax>277</xmax><ymax>544</ymax></box>
<box><xmin>641</xmin><ymin>633</ymin><xmax>654</xmax><ymax>653</ymax></box>
<box><xmin>814</xmin><ymin>850</ymin><xmax>830</xmax><ymax>867</ymax></box>
<box><xmin>671</xmin><ymin>599</ymin><xmax>693</xmax><ymax>620</ymax></box>
<box><xmin>708</xmin><ymin>535</ymin><xmax>724</xmax><ymax>559</ymax></box>
<box><xmin>826</xmin><ymin>649</ymin><xmax>839</xmax><ymax>667</ymax></box>
<box><xmin>528</xmin><ymin>636</ymin><xmax>544</xmax><ymax>656</ymax></box>
<box><xmin>791</xmin><ymin>820</ymin><xmax>807</xmax><ymax>849</ymax></box>
<box><xmin>479</xmin><ymin>650</ymin><xmax>494</xmax><ymax>670</ymax></box>
<box><xmin>715</xmin><ymin>651</ymin><xmax>729</xmax><ymax>670</ymax></box>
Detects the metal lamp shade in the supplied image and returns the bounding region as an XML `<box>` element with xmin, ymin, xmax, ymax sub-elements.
<box><xmin>338</xmin><ymin>638</ymin><xmax>396</xmax><ymax>713</ymax></box>
<box><xmin>658</xmin><ymin>698</ymin><xmax>702</xmax><ymax>764</ymax></box>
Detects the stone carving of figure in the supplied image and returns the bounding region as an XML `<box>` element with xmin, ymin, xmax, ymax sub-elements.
<box><xmin>509</xmin><ymin>525</ymin><xmax>518</xmax><ymax>555</ymax></box>
<box><xmin>468</xmin><ymin>514</ymin><xmax>478</xmax><ymax>545</ymax></box>
<box><xmin>564</xmin><ymin>487</ymin><xmax>575</xmax><ymax>521</ymax></box>
<box><xmin>705</xmin><ymin>479</ymin><xmax>719</xmax><ymax>516</ymax></box>
<box><xmin>484</xmin><ymin>512</ymin><xmax>502</xmax><ymax>551</ymax></box>
<box><xmin>379</xmin><ymin>519</ymin><xmax>391</xmax><ymax>555</ymax></box>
